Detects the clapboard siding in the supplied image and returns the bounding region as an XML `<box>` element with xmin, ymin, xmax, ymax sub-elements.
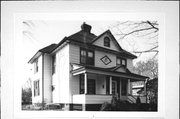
<box><xmin>127</xmin><ymin>59</ymin><xmax>133</xmax><ymax>72</ymax></box>
<box><xmin>53</xmin><ymin>44</ymin><xmax>70</xmax><ymax>103</ymax></box>
<box><xmin>96</xmin><ymin>75</ymin><xmax>106</xmax><ymax>94</ymax></box>
<box><xmin>69</xmin><ymin>44</ymin><xmax>133</xmax><ymax>70</ymax></box>
<box><xmin>93</xmin><ymin>33</ymin><xmax>119</xmax><ymax>51</ymax></box>
<box><xmin>69</xmin><ymin>44</ymin><xmax>79</xmax><ymax>64</ymax></box>
<box><xmin>95</xmin><ymin>50</ymin><xmax>116</xmax><ymax>68</ymax></box>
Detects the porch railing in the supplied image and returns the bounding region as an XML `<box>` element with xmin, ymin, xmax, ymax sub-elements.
<box><xmin>127</xmin><ymin>93</ymin><xmax>147</xmax><ymax>103</ymax></box>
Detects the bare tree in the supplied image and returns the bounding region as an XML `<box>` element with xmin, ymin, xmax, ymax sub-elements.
<box><xmin>109</xmin><ymin>21</ymin><xmax>159</xmax><ymax>58</ymax></box>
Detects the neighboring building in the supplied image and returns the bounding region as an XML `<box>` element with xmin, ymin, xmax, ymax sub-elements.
<box><xmin>28</xmin><ymin>23</ymin><xmax>148</xmax><ymax>111</ymax></box>
<box><xmin>132</xmin><ymin>81</ymin><xmax>145</xmax><ymax>96</ymax></box>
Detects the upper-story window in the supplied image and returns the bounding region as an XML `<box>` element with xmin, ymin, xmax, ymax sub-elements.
<box><xmin>34</xmin><ymin>60</ymin><xmax>38</xmax><ymax>73</ymax></box>
<box><xmin>104</xmin><ymin>37</ymin><xmax>110</xmax><ymax>47</ymax></box>
<box><xmin>80</xmin><ymin>48</ymin><xmax>94</xmax><ymax>66</ymax></box>
<box><xmin>52</xmin><ymin>55</ymin><xmax>56</xmax><ymax>74</ymax></box>
<box><xmin>117</xmin><ymin>57</ymin><xmax>127</xmax><ymax>67</ymax></box>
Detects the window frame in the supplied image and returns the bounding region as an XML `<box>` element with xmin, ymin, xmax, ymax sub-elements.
<box><xmin>52</xmin><ymin>55</ymin><xmax>56</xmax><ymax>75</ymax></box>
<box><xmin>104</xmin><ymin>37</ymin><xmax>110</xmax><ymax>47</ymax></box>
<box><xmin>34</xmin><ymin>80</ymin><xmax>40</xmax><ymax>96</ymax></box>
<box><xmin>116</xmin><ymin>57</ymin><xmax>127</xmax><ymax>67</ymax></box>
<box><xmin>34</xmin><ymin>60</ymin><xmax>38</xmax><ymax>73</ymax></box>
<box><xmin>80</xmin><ymin>48</ymin><xmax>94</xmax><ymax>66</ymax></box>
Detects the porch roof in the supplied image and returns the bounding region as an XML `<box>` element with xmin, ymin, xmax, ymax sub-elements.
<box><xmin>71</xmin><ymin>64</ymin><xmax>148</xmax><ymax>81</ymax></box>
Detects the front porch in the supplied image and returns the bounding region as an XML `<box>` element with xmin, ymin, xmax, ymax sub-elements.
<box><xmin>71</xmin><ymin>64</ymin><xmax>148</xmax><ymax>110</ymax></box>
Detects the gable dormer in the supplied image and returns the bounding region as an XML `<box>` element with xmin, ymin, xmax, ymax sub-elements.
<box><xmin>91</xmin><ymin>30</ymin><xmax>123</xmax><ymax>52</ymax></box>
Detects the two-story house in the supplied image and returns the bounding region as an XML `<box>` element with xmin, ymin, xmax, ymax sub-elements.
<box><xmin>28</xmin><ymin>22</ymin><xmax>148</xmax><ymax>111</ymax></box>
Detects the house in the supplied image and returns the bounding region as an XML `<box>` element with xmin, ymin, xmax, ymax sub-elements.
<box><xmin>28</xmin><ymin>22</ymin><xmax>148</xmax><ymax>111</ymax></box>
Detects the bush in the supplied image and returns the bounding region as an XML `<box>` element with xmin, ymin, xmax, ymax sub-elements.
<box><xmin>100</xmin><ymin>96</ymin><xmax>157</xmax><ymax>111</ymax></box>
<box><xmin>100</xmin><ymin>102</ymin><xmax>111</xmax><ymax>111</ymax></box>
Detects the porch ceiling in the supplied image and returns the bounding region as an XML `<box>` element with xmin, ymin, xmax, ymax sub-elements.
<box><xmin>71</xmin><ymin>64</ymin><xmax>148</xmax><ymax>81</ymax></box>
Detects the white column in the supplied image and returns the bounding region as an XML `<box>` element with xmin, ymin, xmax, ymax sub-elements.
<box><xmin>109</xmin><ymin>76</ymin><xmax>112</xmax><ymax>94</ymax></box>
<box><xmin>84</xmin><ymin>73</ymin><xmax>87</xmax><ymax>94</ymax></box>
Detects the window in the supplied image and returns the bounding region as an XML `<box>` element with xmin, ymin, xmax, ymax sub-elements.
<box><xmin>34</xmin><ymin>60</ymin><xmax>38</xmax><ymax>73</ymax></box>
<box><xmin>121</xmin><ymin>80</ymin><xmax>127</xmax><ymax>96</ymax></box>
<box><xmin>117</xmin><ymin>57</ymin><xmax>127</xmax><ymax>67</ymax></box>
<box><xmin>52</xmin><ymin>55</ymin><xmax>56</xmax><ymax>74</ymax></box>
<box><xmin>79</xmin><ymin>75</ymin><xmax>96</xmax><ymax>94</ymax></box>
<box><xmin>80</xmin><ymin>48</ymin><xmax>94</xmax><ymax>65</ymax></box>
<box><xmin>121</xmin><ymin>59</ymin><xmax>126</xmax><ymax>66</ymax></box>
<box><xmin>34</xmin><ymin>80</ymin><xmax>40</xmax><ymax>96</ymax></box>
<box><xmin>104</xmin><ymin>37</ymin><xmax>110</xmax><ymax>47</ymax></box>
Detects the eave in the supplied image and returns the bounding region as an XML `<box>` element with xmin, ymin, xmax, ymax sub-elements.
<box><xmin>68</xmin><ymin>39</ymin><xmax>137</xmax><ymax>59</ymax></box>
<box><xmin>28</xmin><ymin>51</ymin><xmax>42</xmax><ymax>64</ymax></box>
<box><xmin>71</xmin><ymin>64</ymin><xmax>148</xmax><ymax>81</ymax></box>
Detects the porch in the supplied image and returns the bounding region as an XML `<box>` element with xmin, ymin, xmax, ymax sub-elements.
<box><xmin>71</xmin><ymin>64</ymin><xmax>148</xmax><ymax>110</ymax></box>
<box><xmin>73</xmin><ymin>94</ymin><xmax>112</xmax><ymax>104</ymax></box>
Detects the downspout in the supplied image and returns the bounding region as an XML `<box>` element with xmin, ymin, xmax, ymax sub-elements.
<box><xmin>42</xmin><ymin>53</ymin><xmax>45</xmax><ymax>109</ymax></box>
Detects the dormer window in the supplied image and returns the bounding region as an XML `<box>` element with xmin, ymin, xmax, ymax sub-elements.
<box><xmin>117</xmin><ymin>57</ymin><xmax>127</xmax><ymax>67</ymax></box>
<box><xmin>104</xmin><ymin>37</ymin><xmax>110</xmax><ymax>47</ymax></box>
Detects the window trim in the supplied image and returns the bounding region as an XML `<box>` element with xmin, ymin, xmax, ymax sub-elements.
<box><xmin>80</xmin><ymin>48</ymin><xmax>94</xmax><ymax>66</ymax></box>
<box><xmin>104</xmin><ymin>37</ymin><xmax>110</xmax><ymax>47</ymax></box>
<box><xmin>116</xmin><ymin>57</ymin><xmax>127</xmax><ymax>67</ymax></box>
<box><xmin>52</xmin><ymin>55</ymin><xmax>56</xmax><ymax>75</ymax></box>
<box><xmin>34</xmin><ymin>60</ymin><xmax>38</xmax><ymax>73</ymax></box>
<box><xmin>34</xmin><ymin>80</ymin><xmax>40</xmax><ymax>97</ymax></box>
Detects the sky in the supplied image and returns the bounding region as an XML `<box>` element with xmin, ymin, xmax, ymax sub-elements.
<box><xmin>22</xmin><ymin>20</ymin><xmax>158</xmax><ymax>85</ymax></box>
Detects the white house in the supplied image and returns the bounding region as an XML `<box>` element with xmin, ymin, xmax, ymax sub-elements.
<box><xmin>28</xmin><ymin>23</ymin><xmax>148</xmax><ymax>111</ymax></box>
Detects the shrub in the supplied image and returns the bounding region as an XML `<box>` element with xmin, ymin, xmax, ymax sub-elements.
<box><xmin>100</xmin><ymin>102</ymin><xmax>111</xmax><ymax>111</ymax></box>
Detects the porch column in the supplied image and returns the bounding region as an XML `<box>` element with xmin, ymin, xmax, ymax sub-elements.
<box><xmin>109</xmin><ymin>76</ymin><xmax>112</xmax><ymax>94</ymax></box>
<box><xmin>84</xmin><ymin>72</ymin><xmax>87</xmax><ymax>94</ymax></box>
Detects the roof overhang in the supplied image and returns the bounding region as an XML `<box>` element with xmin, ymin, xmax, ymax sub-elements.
<box><xmin>28</xmin><ymin>51</ymin><xmax>42</xmax><ymax>64</ymax></box>
<box><xmin>71</xmin><ymin>64</ymin><xmax>148</xmax><ymax>81</ymax></box>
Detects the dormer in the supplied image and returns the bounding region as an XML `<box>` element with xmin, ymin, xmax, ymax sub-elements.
<box><xmin>91</xmin><ymin>30</ymin><xmax>123</xmax><ymax>52</ymax></box>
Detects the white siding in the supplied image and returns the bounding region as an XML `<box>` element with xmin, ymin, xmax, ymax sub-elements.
<box><xmin>95</xmin><ymin>50</ymin><xmax>116</xmax><ymax>68</ymax></box>
<box><xmin>96</xmin><ymin>75</ymin><xmax>106</xmax><ymax>94</ymax></box>
<box><xmin>43</xmin><ymin>54</ymin><xmax>52</xmax><ymax>103</ymax></box>
<box><xmin>93</xmin><ymin>33</ymin><xmax>119</xmax><ymax>51</ymax></box>
<box><xmin>69</xmin><ymin>75</ymin><xmax>80</xmax><ymax>97</ymax></box>
<box><xmin>127</xmin><ymin>59</ymin><xmax>133</xmax><ymax>72</ymax></box>
<box><xmin>69</xmin><ymin>44</ymin><xmax>79</xmax><ymax>64</ymax></box>
<box><xmin>32</xmin><ymin>56</ymin><xmax>42</xmax><ymax>103</ymax></box>
<box><xmin>53</xmin><ymin>44</ymin><xmax>70</xmax><ymax>103</ymax></box>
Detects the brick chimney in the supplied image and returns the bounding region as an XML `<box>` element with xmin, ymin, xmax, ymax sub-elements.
<box><xmin>81</xmin><ymin>22</ymin><xmax>92</xmax><ymax>33</ymax></box>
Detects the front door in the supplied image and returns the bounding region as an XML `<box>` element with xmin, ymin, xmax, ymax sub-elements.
<box><xmin>112</xmin><ymin>80</ymin><xmax>117</xmax><ymax>95</ymax></box>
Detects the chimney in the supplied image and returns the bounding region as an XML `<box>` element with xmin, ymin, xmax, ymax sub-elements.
<box><xmin>81</xmin><ymin>22</ymin><xmax>92</xmax><ymax>33</ymax></box>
